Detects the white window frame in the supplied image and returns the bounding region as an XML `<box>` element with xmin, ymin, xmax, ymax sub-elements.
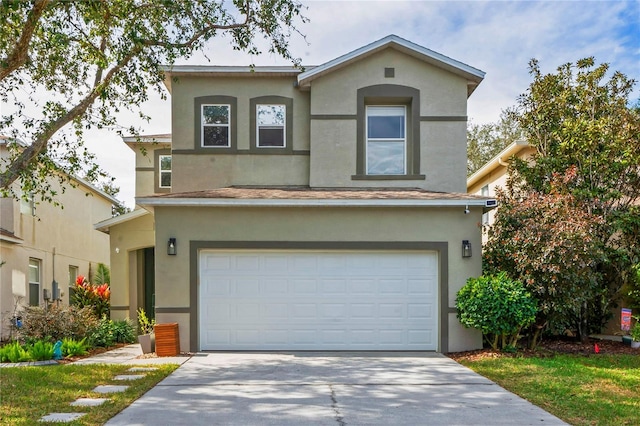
<box><xmin>201</xmin><ymin>104</ymin><xmax>231</xmax><ymax>148</ymax></box>
<box><xmin>481</xmin><ymin>185</ymin><xmax>490</xmax><ymax>225</ymax></box>
<box><xmin>68</xmin><ymin>265</ymin><xmax>78</xmax><ymax>304</ymax></box>
<box><xmin>365</xmin><ymin>105</ymin><xmax>407</xmax><ymax>175</ymax></box>
<box><xmin>20</xmin><ymin>191</ymin><xmax>35</xmax><ymax>216</ymax></box>
<box><xmin>159</xmin><ymin>155</ymin><xmax>172</xmax><ymax>188</ymax></box>
<box><xmin>28</xmin><ymin>258</ymin><xmax>41</xmax><ymax>306</ymax></box>
<box><xmin>256</xmin><ymin>104</ymin><xmax>286</xmax><ymax>148</ymax></box>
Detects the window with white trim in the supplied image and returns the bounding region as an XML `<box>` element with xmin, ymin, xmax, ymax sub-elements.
<box><xmin>366</xmin><ymin>106</ymin><xmax>406</xmax><ymax>175</ymax></box>
<box><xmin>256</xmin><ymin>104</ymin><xmax>286</xmax><ymax>147</ymax></box>
<box><xmin>68</xmin><ymin>265</ymin><xmax>78</xmax><ymax>304</ymax></box>
<box><xmin>201</xmin><ymin>105</ymin><xmax>230</xmax><ymax>147</ymax></box>
<box><xmin>28</xmin><ymin>258</ymin><xmax>41</xmax><ymax>306</ymax></box>
<box><xmin>481</xmin><ymin>185</ymin><xmax>490</xmax><ymax>225</ymax></box>
<box><xmin>159</xmin><ymin>155</ymin><xmax>172</xmax><ymax>188</ymax></box>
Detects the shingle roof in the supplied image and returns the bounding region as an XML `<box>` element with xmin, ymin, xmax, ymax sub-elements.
<box><xmin>147</xmin><ymin>186</ymin><xmax>487</xmax><ymax>201</ymax></box>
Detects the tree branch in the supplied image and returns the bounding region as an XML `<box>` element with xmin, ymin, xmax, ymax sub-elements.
<box><xmin>0</xmin><ymin>0</ymin><xmax>53</xmax><ymax>83</ymax></box>
<box><xmin>0</xmin><ymin>47</ymin><xmax>140</xmax><ymax>189</ymax></box>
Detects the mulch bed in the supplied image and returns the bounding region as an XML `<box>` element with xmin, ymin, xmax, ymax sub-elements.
<box><xmin>447</xmin><ymin>337</ymin><xmax>639</xmax><ymax>362</ymax></box>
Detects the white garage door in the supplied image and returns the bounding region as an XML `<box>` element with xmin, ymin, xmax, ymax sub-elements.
<box><xmin>199</xmin><ymin>250</ymin><xmax>438</xmax><ymax>350</ymax></box>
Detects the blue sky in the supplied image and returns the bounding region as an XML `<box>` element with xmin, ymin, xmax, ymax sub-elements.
<box><xmin>83</xmin><ymin>0</ymin><xmax>640</xmax><ymax>207</ymax></box>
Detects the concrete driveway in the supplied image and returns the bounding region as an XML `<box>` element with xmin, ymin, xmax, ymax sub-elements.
<box><xmin>106</xmin><ymin>352</ymin><xmax>566</xmax><ymax>426</ymax></box>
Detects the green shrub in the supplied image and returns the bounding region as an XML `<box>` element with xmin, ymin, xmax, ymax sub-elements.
<box><xmin>88</xmin><ymin>316</ymin><xmax>115</xmax><ymax>348</ymax></box>
<box><xmin>1</xmin><ymin>341</ymin><xmax>31</xmax><ymax>363</ymax></box>
<box><xmin>456</xmin><ymin>273</ymin><xmax>538</xmax><ymax>350</ymax></box>
<box><xmin>26</xmin><ymin>340</ymin><xmax>54</xmax><ymax>361</ymax></box>
<box><xmin>61</xmin><ymin>337</ymin><xmax>89</xmax><ymax>357</ymax></box>
<box><xmin>20</xmin><ymin>305</ymin><xmax>99</xmax><ymax>342</ymax></box>
<box><xmin>112</xmin><ymin>319</ymin><xmax>136</xmax><ymax>343</ymax></box>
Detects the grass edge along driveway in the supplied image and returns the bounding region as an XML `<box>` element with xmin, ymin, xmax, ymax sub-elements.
<box><xmin>458</xmin><ymin>354</ymin><xmax>640</xmax><ymax>426</ymax></box>
<box><xmin>0</xmin><ymin>363</ymin><xmax>178</xmax><ymax>425</ymax></box>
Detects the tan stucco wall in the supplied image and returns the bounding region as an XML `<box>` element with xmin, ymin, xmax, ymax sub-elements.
<box><xmin>153</xmin><ymin>205</ymin><xmax>484</xmax><ymax>352</ymax></box>
<box><xmin>308</xmin><ymin>49</ymin><xmax>468</xmax><ymax>116</ymax></box>
<box><xmin>308</xmin><ymin>48</ymin><xmax>469</xmax><ymax>192</ymax></box>
<box><xmin>170</xmin><ymin>155</ymin><xmax>310</xmax><ymax>193</ymax></box>
<box><xmin>0</xmin><ymin>179</ymin><xmax>113</xmax><ymax>340</ymax></box>
<box><xmin>107</xmin><ymin>211</ymin><xmax>155</xmax><ymax>321</ymax></box>
<box><xmin>128</xmin><ymin>144</ymin><xmax>171</xmax><ymax>198</ymax></box>
<box><xmin>168</xmin><ymin>76</ymin><xmax>311</xmax><ymax>191</ymax></box>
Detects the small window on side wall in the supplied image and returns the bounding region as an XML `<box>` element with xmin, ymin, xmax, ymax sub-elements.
<box><xmin>257</xmin><ymin>105</ymin><xmax>286</xmax><ymax>147</ymax></box>
<box><xmin>28</xmin><ymin>258</ymin><xmax>41</xmax><ymax>306</ymax></box>
<box><xmin>202</xmin><ymin>104</ymin><xmax>230</xmax><ymax>147</ymax></box>
<box><xmin>159</xmin><ymin>155</ymin><xmax>172</xmax><ymax>188</ymax></box>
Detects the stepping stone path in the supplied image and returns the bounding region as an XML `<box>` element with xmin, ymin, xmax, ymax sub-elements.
<box><xmin>39</xmin><ymin>367</ymin><xmax>159</xmax><ymax>423</ymax></box>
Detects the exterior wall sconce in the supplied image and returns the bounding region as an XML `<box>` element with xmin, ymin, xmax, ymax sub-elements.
<box><xmin>168</xmin><ymin>238</ymin><xmax>177</xmax><ymax>256</ymax></box>
<box><xmin>462</xmin><ymin>240</ymin><xmax>472</xmax><ymax>258</ymax></box>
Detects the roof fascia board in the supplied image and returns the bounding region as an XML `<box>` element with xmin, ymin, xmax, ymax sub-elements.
<box><xmin>94</xmin><ymin>208</ymin><xmax>149</xmax><ymax>233</ymax></box>
<box><xmin>136</xmin><ymin>197</ymin><xmax>496</xmax><ymax>208</ymax></box>
<box><xmin>467</xmin><ymin>140</ymin><xmax>531</xmax><ymax>189</ymax></box>
<box><xmin>297</xmin><ymin>35</ymin><xmax>485</xmax><ymax>89</ymax></box>
<box><xmin>0</xmin><ymin>234</ymin><xmax>23</xmax><ymax>244</ymax></box>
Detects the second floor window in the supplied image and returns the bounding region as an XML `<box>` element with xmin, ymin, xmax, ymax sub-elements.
<box><xmin>257</xmin><ymin>104</ymin><xmax>286</xmax><ymax>147</ymax></box>
<box><xmin>202</xmin><ymin>104</ymin><xmax>230</xmax><ymax>147</ymax></box>
<box><xmin>366</xmin><ymin>105</ymin><xmax>406</xmax><ymax>175</ymax></box>
<box><xmin>159</xmin><ymin>155</ymin><xmax>172</xmax><ymax>188</ymax></box>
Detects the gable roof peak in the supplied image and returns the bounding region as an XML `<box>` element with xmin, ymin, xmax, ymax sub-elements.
<box><xmin>297</xmin><ymin>35</ymin><xmax>485</xmax><ymax>96</ymax></box>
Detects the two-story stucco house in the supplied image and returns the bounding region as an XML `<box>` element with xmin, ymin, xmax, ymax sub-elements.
<box><xmin>0</xmin><ymin>137</ymin><xmax>117</xmax><ymax>340</ymax></box>
<box><xmin>98</xmin><ymin>35</ymin><xmax>496</xmax><ymax>353</ymax></box>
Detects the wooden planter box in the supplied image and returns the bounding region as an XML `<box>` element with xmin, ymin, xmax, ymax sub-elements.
<box><xmin>154</xmin><ymin>323</ymin><xmax>180</xmax><ymax>357</ymax></box>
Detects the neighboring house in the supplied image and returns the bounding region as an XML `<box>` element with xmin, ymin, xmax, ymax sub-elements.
<box><xmin>467</xmin><ymin>140</ymin><xmax>533</xmax><ymax>237</ymax></box>
<box><xmin>0</xmin><ymin>137</ymin><xmax>118</xmax><ymax>340</ymax></box>
<box><xmin>97</xmin><ymin>35</ymin><xmax>496</xmax><ymax>353</ymax></box>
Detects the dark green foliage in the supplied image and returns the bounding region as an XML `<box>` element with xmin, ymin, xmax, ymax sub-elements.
<box><xmin>486</xmin><ymin>57</ymin><xmax>640</xmax><ymax>342</ymax></box>
<box><xmin>87</xmin><ymin>317</ymin><xmax>116</xmax><ymax>348</ymax></box>
<box><xmin>456</xmin><ymin>273</ymin><xmax>537</xmax><ymax>350</ymax></box>
<box><xmin>111</xmin><ymin>319</ymin><xmax>136</xmax><ymax>344</ymax></box>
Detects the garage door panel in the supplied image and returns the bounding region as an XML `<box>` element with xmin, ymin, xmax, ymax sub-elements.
<box><xmin>200</xmin><ymin>251</ymin><xmax>438</xmax><ymax>350</ymax></box>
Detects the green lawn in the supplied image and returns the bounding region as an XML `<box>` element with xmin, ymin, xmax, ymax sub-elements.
<box><xmin>458</xmin><ymin>354</ymin><xmax>640</xmax><ymax>425</ymax></box>
<box><xmin>0</xmin><ymin>363</ymin><xmax>178</xmax><ymax>425</ymax></box>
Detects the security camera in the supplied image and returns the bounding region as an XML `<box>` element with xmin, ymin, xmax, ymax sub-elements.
<box><xmin>464</xmin><ymin>206</ymin><xmax>470</xmax><ymax>214</ymax></box>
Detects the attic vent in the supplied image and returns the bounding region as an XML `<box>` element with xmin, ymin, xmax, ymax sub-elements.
<box><xmin>384</xmin><ymin>67</ymin><xmax>395</xmax><ymax>78</ymax></box>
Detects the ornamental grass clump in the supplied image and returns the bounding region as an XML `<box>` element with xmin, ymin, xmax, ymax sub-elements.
<box><xmin>456</xmin><ymin>273</ymin><xmax>537</xmax><ymax>351</ymax></box>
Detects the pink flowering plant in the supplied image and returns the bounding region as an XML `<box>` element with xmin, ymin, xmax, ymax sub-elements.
<box><xmin>71</xmin><ymin>275</ymin><xmax>110</xmax><ymax>318</ymax></box>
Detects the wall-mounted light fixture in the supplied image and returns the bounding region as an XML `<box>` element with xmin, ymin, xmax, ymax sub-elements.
<box><xmin>462</xmin><ymin>240</ymin><xmax>472</xmax><ymax>258</ymax></box>
<box><xmin>168</xmin><ymin>238</ymin><xmax>177</xmax><ymax>256</ymax></box>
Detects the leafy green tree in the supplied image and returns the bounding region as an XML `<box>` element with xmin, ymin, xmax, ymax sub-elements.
<box><xmin>484</xmin><ymin>169</ymin><xmax>606</xmax><ymax>345</ymax></box>
<box><xmin>486</xmin><ymin>57</ymin><xmax>640</xmax><ymax>342</ymax></box>
<box><xmin>467</xmin><ymin>109</ymin><xmax>522</xmax><ymax>175</ymax></box>
<box><xmin>0</xmin><ymin>0</ymin><xmax>306</xmax><ymax>202</ymax></box>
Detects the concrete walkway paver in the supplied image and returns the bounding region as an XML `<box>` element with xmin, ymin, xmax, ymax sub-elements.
<box><xmin>93</xmin><ymin>385</ymin><xmax>129</xmax><ymax>394</ymax></box>
<box><xmin>105</xmin><ymin>352</ymin><xmax>568</xmax><ymax>426</ymax></box>
<box><xmin>70</xmin><ymin>398</ymin><xmax>109</xmax><ymax>407</ymax></box>
<box><xmin>39</xmin><ymin>413</ymin><xmax>86</xmax><ymax>422</ymax></box>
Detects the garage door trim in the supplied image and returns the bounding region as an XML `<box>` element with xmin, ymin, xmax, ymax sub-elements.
<box><xmin>189</xmin><ymin>241</ymin><xmax>449</xmax><ymax>352</ymax></box>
